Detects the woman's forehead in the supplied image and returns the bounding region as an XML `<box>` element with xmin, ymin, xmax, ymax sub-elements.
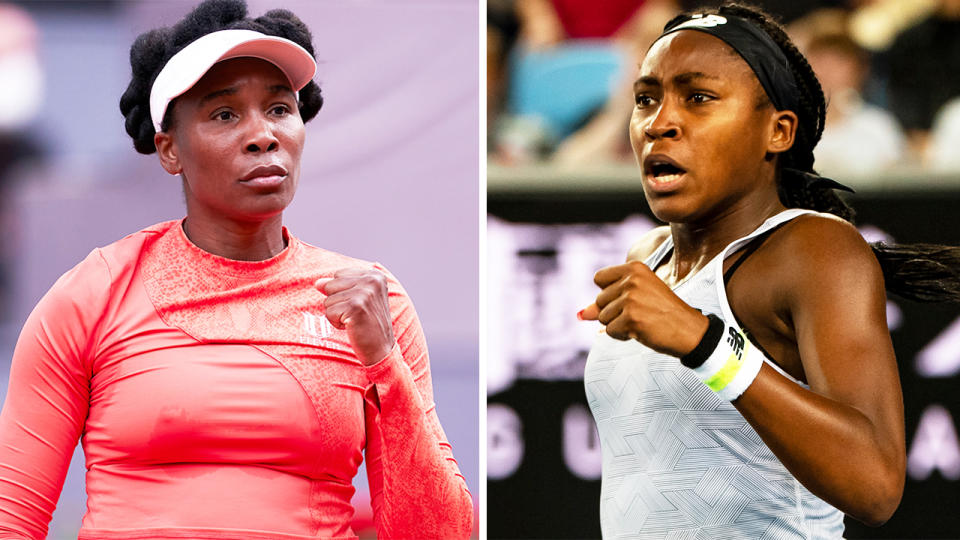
<box><xmin>639</xmin><ymin>30</ymin><xmax>752</xmax><ymax>82</ymax></box>
<box><xmin>177</xmin><ymin>57</ymin><xmax>293</xmax><ymax>107</ymax></box>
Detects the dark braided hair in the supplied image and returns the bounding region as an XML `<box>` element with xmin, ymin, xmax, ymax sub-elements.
<box><xmin>119</xmin><ymin>0</ymin><xmax>323</xmax><ymax>155</ymax></box>
<box><xmin>665</xmin><ymin>2</ymin><xmax>960</xmax><ymax>303</ymax></box>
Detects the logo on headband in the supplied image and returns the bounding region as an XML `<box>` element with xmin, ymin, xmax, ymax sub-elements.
<box><xmin>674</xmin><ymin>14</ymin><xmax>728</xmax><ymax>30</ymax></box>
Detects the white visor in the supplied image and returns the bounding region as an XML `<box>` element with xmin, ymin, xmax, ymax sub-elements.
<box><xmin>149</xmin><ymin>29</ymin><xmax>317</xmax><ymax>132</ymax></box>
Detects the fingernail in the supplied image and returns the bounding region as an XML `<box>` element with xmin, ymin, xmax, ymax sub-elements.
<box><xmin>577</xmin><ymin>309</ymin><xmax>584</xmax><ymax>321</ymax></box>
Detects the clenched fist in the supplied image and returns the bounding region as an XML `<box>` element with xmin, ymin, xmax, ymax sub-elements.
<box><xmin>579</xmin><ymin>260</ymin><xmax>709</xmax><ymax>358</ymax></box>
<box><xmin>315</xmin><ymin>268</ymin><xmax>396</xmax><ymax>366</ymax></box>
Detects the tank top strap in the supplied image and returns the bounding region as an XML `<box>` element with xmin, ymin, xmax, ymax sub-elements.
<box><xmin>644</xmin><ymin>208</ymin><xmax>819</xmax><ymax>274</ymax></box>
<box><xmin>713</xmin><ymin>208</ymin><xmax>820</xmax><ymax>386</ymax></box>
<box><xmin>719</xmin><ymin>208</ymin><xmax>818</xmax><ymax>261</ymax></box>
<box><xmin>643</xmin><ymin>232</ymin><xmax>676</xmax><ymax>270</ymax></box>
<box><xmin>723</xmin><ymin>230</ymin><xmax>775</xmax><ymax>285</ymax></box>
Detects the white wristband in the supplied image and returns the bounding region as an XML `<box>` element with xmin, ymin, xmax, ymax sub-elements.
<box><xmin>690</xmin><ymin>323</ymin><xmax>764</xmax><ymax>401</ymax></box>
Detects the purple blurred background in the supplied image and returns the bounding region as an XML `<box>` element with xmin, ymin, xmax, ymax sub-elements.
<box><xmin>0</xmin><ymin>1</ymin><xmax>479</xmax><ymax>537</ymax></box>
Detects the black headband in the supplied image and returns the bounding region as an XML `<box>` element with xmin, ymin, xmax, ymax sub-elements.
<box><xmin>659</xmin><ymin>13</ymin><xmax>799</xmax><ymax>113</ymax></box>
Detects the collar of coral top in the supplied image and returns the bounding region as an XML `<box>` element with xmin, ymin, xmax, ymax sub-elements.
<box><xmin>175</xmin><ymin>219</ymin><xmax>297</xmax><ymax>278</ymax></box>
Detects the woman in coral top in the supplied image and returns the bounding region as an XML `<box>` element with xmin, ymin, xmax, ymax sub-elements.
<box><xmin>0</xmin><ymin>1</ymin><xmax>472</xmax><ymax>538</ymax></box>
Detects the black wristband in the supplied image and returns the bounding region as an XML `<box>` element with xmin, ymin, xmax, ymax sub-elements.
<box><xmin>680</xmin><ymin>314</ymin><xmax>725</xmax><ymax>369</ymax></box>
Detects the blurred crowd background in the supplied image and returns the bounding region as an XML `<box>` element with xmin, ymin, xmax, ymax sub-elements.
<box><xmin>0</xmin><ymin>1</ymin><xmax>478</xmax><ymax>538</ymax></box>
<box><xmin>488</xmin><ymin>0</ymin><xmax>960</xmax><ymax>181</ymax></box>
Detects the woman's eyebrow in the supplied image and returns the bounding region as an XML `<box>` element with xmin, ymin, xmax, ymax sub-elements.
<box><xmin>199</xmin><ymin>86</ymin><xmax>238</xmax><ymax>105</ymax></box>
<box><xmin>197</xmin><ymin>84</ymin><xmax>294</xmax><ymax>106</ymax></box>
<box><xmin>635</xmin><ymin>76</ymin><xmax>660</xmax><ymax>90</ymax></box>
<box><xmin>268</xmin><ymin>84</ymin><xmax>295</xmax><ymax>97</ymax></box>
<box><xmin>673</xmin><ymin>71</ymin><xmax>721</xmax><ymax>85</ymax></box>
<box><xmin>635</xmin><ymin>71</ymin><xmax>722</xmax><ymax>91</ymax></box>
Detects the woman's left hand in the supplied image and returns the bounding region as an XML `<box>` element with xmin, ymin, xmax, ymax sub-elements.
<box><xmin>579</xmin><ymin>261</ymin><xmax>709</xmax><ymax>358</ymax></box>
<box><xmin>316</xmin><ymin>268</ymin><xmax>396</xmax><ymax>366</ymax></box>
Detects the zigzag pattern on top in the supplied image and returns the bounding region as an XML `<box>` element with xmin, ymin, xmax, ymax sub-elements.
<box><xmin>584</xmin><ymin>209</ymin><xmax>845</xmax><ymax>539</ymax></box>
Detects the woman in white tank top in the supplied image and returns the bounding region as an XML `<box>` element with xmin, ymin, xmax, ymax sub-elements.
<box><xmin>577</xmin><ymin>3</ymin><xmax>960</xmax><ymax>538</ymax></box>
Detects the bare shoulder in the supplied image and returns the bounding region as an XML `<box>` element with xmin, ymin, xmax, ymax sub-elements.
<box><xmin>626</xmin><ymin>226</ymin><xmax>671</xmax><ymax>262</ymax></box>
<box><xmin>774</xmin><ymin>212</ymin><xmax>874</xmax><ymax>262</ymax></box>
<box><xmin>767</xmin><ymin>212</ymin><xmax>883</xmax><ymax>295</ymax></box>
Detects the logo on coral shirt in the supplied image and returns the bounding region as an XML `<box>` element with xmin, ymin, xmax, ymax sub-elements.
<box><xmin>300</xmin><ymin>311</ymin><xmax>333</xmax><ymax>345</ymax></box>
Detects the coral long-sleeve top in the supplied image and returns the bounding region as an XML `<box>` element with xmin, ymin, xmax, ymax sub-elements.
<box><xmin>0</xmin><ymin>220</ymin><xmax>472</xmax><ymax>539</ymax></box>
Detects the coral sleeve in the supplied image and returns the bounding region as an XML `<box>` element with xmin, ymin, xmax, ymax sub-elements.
<box><xmin>362</xmin><ymin>266</ymin><xmax>473</xmax><ymax>539</ymax></box>
<box><xmin>0</xmin><ymin>250</ymin><xmax>107</xmax><ymax>539</ymax></box>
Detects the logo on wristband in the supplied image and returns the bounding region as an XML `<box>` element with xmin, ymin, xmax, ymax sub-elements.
<box><xmin>727</xmin><ymin>328</ymin><xmax>745</xmax><ymax>360</ymax></box>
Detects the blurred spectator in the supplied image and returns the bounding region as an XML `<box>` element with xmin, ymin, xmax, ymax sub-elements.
<box><xmin>787</xmin><ymin>7</ymin><xmax>851</xmax><ymax>50</ymax></box>
<box><xmin>886</xmin><ymin>0</ymin><xmax>960</xmax><ymax>161</ymax></box>
<box><xmin>489</xmin><ymin>0</ymin><xmax>520</xmax><ymax>144</ymax></box>
<box><xmin>491</xmin><ymin>0</ymin><xmax>677</xmax><ymax>165</ymax></box>
<box><xmin>0</xmin><ymin>2</ymin><xmax>44</xmax><ymax>177</ymax></box>
<box><xmin>848</xmin><ymin>0</ymin><xmax>936</xmax><ymax>52</ymax></box>
<box><xmin>928</xmin><ymin>97</ymin><xmax>960</xmax><ymax>171</ymax></box>
<box><xmin>0</xmin><ymin>3</ymin><xmax>42</xmax><ymax>134</ymax></box>
<box><xmin>805</xmin><ymin>31</ymin><xmax>906</xmax><ymax>177</ymax></box>
<box><xmin>0</xmin><ymin>2</ymin><xmax>45</xmax><ymax>320</ymax></box>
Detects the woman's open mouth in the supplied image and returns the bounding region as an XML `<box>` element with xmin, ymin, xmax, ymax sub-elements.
<box><xmin>643</xmin><ymin>155</ymin><xmax>687</xmax><ymax>189</ymax></box>
<box><xmin>648</xmin><ymin>161</ymin><xmax>686</xmax><ymax>184</ymax></box>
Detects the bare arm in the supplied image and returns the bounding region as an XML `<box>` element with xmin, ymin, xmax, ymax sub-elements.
<box><xmin>514</xmin><ymin>0</ymin><xmax>565</xmax><ymax>50</ymax></box>
<box><xmin>732</xmin><ymin>217</ymin><xmax>904</xmax><ymax>526</ymax></box>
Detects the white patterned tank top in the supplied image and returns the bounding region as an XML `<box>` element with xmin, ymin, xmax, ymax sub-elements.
<box><xmin>584</xmin><ymin>208</ymin><xmax>845</xmax><ymax>539</ymax></box>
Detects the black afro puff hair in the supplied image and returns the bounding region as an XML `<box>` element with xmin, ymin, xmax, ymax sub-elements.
<box><xmin>119</xmin><ymin>0</ymin><xmax>323</xmax><ymax>154</ymax></box>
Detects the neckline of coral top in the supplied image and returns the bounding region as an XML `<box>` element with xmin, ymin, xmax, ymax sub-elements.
<box><xmin>170</xmin><ymin>217</ymin><xmax>300</xmax><ymax>281</ymax></box>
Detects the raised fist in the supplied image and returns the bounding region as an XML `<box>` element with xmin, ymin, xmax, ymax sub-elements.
<box><xmin>579</xmin><ymin>261</ymin><xmax>708</xmax><ymax>358</ymax></box>
<box><xmin>316</xmin><ymin>268</ymin><xmax>396</xmax><ymax>366</ymax></box>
